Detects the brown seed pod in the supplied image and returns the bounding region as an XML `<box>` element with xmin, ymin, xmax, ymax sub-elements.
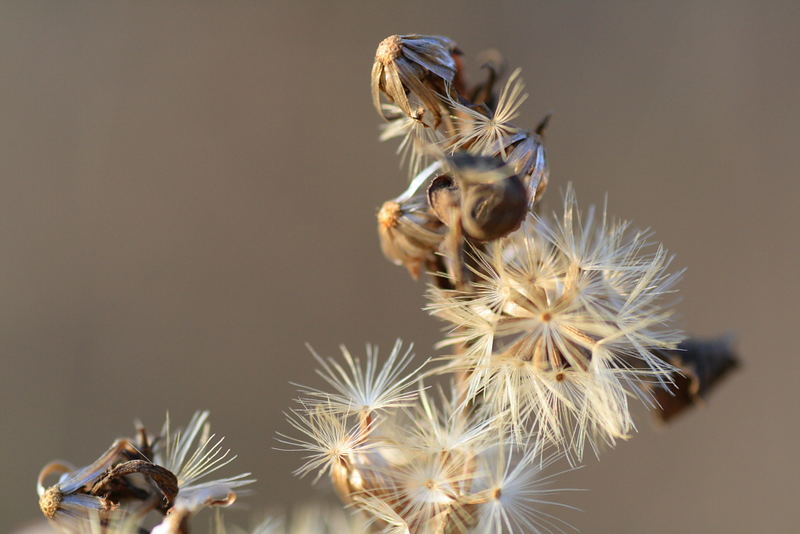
<box><xmin>445</xmin><ymin>153</ymin><xmax>528</xmax><ymax>242</ymax></box>
<box><xmin>460</xmin><ymin>174</ymin><xmax>527</xmax><ymax>241</ymax></box>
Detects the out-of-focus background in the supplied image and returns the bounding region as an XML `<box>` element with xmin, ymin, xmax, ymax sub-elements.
<box><xmin>1</xmin><ymin>1</ymin><xmax>797</xmax><ymax>532</ymax></box>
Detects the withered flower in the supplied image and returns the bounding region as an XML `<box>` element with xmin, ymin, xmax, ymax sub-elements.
<box><xmin>378</xmin><ymin>163</ymin><xmax>446</xmax><ymax>279</ymax></box>
<box><xmin>505</xmin><ymin>131</ymin><xmax>549</xmax><ymax>207</ymax></box>
<box><xmin>371</xmin><ymin>34</ymin><xmax>458</xmax><ymax>128</ymax></box>
<box><xmin>37</xmin><ymin>447</ymin><xmax>118</xmax><ymax>531</ymax></box>
<box><xmin>30</xmin><ymin>30</ymin><xmax>741</xmax><ymax>534</ymax></box>
<box><xmin>37</xmin><ymin>439</ymin><xmax>172</xmax><ymax>533</ymax></box>
<box><xmin>36</xmin><ymin>411</ymin><xmax>252</xmax><ymax>534</ymax></box>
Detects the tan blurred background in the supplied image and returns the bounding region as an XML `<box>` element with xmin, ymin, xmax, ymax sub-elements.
<box><xmin>1</xmin><ymin>1</ymin><xmax>798</xmax><ymax>532</ymax></box>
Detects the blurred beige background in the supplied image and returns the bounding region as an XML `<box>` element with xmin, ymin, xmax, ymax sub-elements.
<box><xmin>1</xmin><ymin>1</ymin><xmax>798</xmax><ymax>532</ymax></box>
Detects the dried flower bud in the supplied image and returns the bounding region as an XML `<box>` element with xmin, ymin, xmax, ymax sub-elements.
<box><xmin>371</xmin><ymin>34</ymin><xmax>458</xmax><ymax>127</ymax></box>
<box><xmin>506</xmin><ymin>131</ymin><xmax>549</xmax><ymax>206</ymax></box>
<box><xmin>378</xmin><ymin>164</ymin><xmax>445</xmax><ymax>278</ymax></box>
<box><xmin>446</xmin><ymin>153</ymin><xmax>528</xmax><ymax>241</ymax></box>
<box><xmin>36</xmin><ymin>440</ymin><xmax>135</xmax><ymax>530</ymax></box>
<box><xmin>653</xmin><ymin>336</ymin><xmax>739</xmax><ymax>422</ymax></box>
<box><xmin>461</xmin><ymin>175</ymin><xmax>527</xmax><ymax>241</ymax></box>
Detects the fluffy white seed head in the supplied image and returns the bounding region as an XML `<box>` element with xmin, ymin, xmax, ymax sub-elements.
<box><xmin>428</xmin><ymin>186</ymin><xmax>684</xmax><ymax>459</ymax></box>
<box><xmin>405</xmin><ymin>384</ymin><xmax>496</xmax><ymax>456</ymax></box>
<box><xmin>448</xmin><ymin>69</ymin><xmax>527</xmax><ymax>158</ymax></box>
<box><xmin>276</xmin><ymin>402</ymin><xmax>375</xmax><ymax>482</ymax></box>
<box><xmin>154</xmin><ymin>411</ymin><xmax>253</xmax><ymax>511</ymax></box>
<box><xmin>296</xmin><ymin>341</ymin><xmax>427</xmax><ymax>418</ymax></box>
<box><xmin>471</xmin><ymin>444</ymin><xmax>579</xmax><ymax>534</ymax></box>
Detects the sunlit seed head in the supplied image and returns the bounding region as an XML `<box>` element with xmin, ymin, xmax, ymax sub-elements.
<box><xmin>428</xmin><ymin>185</ymin><xmax>684</xmax><ymax>458</ymax></box>
<box><xmin>276</xmin><ymin>402</ymin><xmax>373</xmax><ymax>482</ymax></box>
<box><xmin>296</xmin><ymin>340</ymin><xmax>427</xmax><ymax>416</ymax></box>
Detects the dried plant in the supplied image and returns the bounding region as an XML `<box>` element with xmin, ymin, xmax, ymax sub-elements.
<box><xmin>34</xmin><ymin>33</ymin><xmax>738</xmax><ymax>534</ymax></box>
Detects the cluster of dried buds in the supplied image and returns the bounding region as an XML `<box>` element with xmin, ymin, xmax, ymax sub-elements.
<box><xmin>36</xmin><ymin>412</ymin><xmax>252</xmax><ymax>534</ymax></box>
<box><xmin>374</xmin><ymin>35</ymin><xmax>548</xmax><ymax>284</ymax></box>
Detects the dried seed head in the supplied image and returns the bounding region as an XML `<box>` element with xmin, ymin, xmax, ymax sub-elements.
<box><xmin>371</xmin><ymin>34</ymin><xmax>458</xmax><ymax>127</ymax></box>
<box><xmin>448</xmin><ymin>68</ymin><xmax>527</xmax><ymax>158</ymax></box>
<box><xmin>154</xmin><ymin>411</ymin><xmax>253</xmax><ymax>513</ymax></box>
<box><xmin>427</xmin><ymin>186</ymin><xmax>684</xmax><ymax>458</ymax></box>
<box><xmin>378</xmin><ymin>164</ymin><xmax>445</xmax><ymax>278</ymax></box>
<box><xmin>376</xmin><ymin>35</ymin><xmax>403</xmax><ymax>65</ymax></box>
<box><xmin>39</xmin><ymin>486</ymin><xmax>63</xmax><ymax>519</ymax></box>
<box><xmin>378</xmin><ymin>203</ymin><xmax>443</xmax><ymax>278</ymax></box>
<box><xmin>296</xmin><ymin>340</ymin><xmax>425</xmax><ymax>416</ymax></box>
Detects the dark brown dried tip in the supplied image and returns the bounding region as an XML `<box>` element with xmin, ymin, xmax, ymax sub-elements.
<box><xmin>470</xmin><ymin>49</ymin><xmax>506</xmax><ymax>107</ymax></box>
<box><xmin>653</xmin><ymin>336</ymin><xmax>740</xmax><ymax>422</ymax></box>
